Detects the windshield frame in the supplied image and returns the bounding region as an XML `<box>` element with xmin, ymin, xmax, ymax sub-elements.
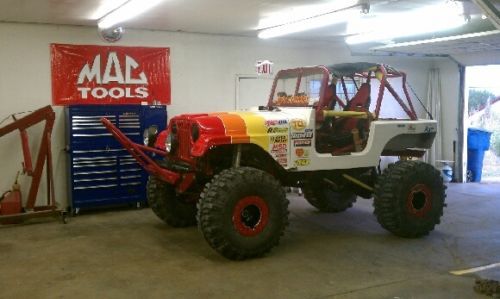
<box><xmin>267</xmin><ymin>66</ymin><xmax>330</xmax><ymax>110</ymax></box>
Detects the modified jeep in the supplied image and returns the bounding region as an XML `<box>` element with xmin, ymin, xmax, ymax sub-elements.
<box><xmin>102</xmin><ymin>62</ymin><xmax>446</xmax><ymax>260</ymax></box>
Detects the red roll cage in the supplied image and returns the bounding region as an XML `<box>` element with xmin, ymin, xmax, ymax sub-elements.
<box><xmin>267</xmin><ymin>64</ymin><xmax>419</xmax><ymax>121</ymax></box>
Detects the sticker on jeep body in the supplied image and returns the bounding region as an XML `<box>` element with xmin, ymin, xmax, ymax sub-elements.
<box><xmin>290</xmin><ymin>118</ymin><xmax>306</xmax><ymax>131</ymax></box>
<box><xmin>293</xmin><ymin>139</ymin><xmax>311</xmax><ymax>147</ymax></box>
<box><xmin>294</xmin><ymin>159</ymin><xmax>310</xmax><ymax>167</ymax></box>
<box><xmin>291</xmin><ymin>129</ymin><xmax>313</xmax><ymax>139</ymax></box>
<box><xmin>270</xmin><ymin>135</ymin><xmax>288</xmax><ymax>143</ymax></box>
<box><xmin>295</xmin><ymin>148</ymin><xmax>309</xmax><ymax>158</ymax></box>
<box><xmin>267</xmin><ymin>127</ymin><xmax>288</xmax><ymax>134</ymax></box>
<box><xmin>265</xmin><ymin>119</ymin><xmax>288</xmax><ymax>126</ymax></box>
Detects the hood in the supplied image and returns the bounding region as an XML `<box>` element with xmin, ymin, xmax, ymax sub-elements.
<box><xmin>169</xmin><ymin>108</ymin><xmax>314</xmax><ymax>154</ymax></box>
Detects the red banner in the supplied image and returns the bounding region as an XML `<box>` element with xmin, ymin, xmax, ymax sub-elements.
<box><xmin>51</xmin><ymin>44</ymin><xmax>170</xmax><ymax>105</ymax></box>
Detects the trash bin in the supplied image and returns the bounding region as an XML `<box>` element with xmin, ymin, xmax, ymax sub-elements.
<box><xmin>467</xmin><ymin>128</ymin><xmax>492</xmax><ymax>182</ymax></box>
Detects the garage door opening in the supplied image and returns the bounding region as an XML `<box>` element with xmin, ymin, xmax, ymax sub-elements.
<box><xmin>465</xmin><ymin>65</ymin><xmax>500</xmax><ymax>183</ymax></box>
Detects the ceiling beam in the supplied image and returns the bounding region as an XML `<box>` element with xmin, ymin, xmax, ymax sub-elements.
<box><xmin>472</xmin><ymin>0</ymin><xmax>500</xmax><ymax>29</ymax></box>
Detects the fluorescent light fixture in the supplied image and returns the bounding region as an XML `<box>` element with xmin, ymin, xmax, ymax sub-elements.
<box><xmin>90</xmin><ymin>0</ymin><xmax>129</xmax><ymax>20</ymax></box>
<box><xmin>98</xmin><ymin>0</ymin><xmax>163</xmax><ymax>29</ymax></box>
<box><xmin>370</xmin><ymin>30</ymin><xmax>500</xmax><ymax>49</ymax></box>
<box><xmin>257</xmin><ymin>0</ymin><xmax>358</xmax><ymax>30</ymax></box>
<box><xmin>346</xmin><ymin>2</ymin><xmax>466</xmax><ymax>45</ymax></box>
<box><xmin>259</xmin><ymin>10</ymin><xmax>359</xmax><ymax>39</ymax></box>
<box><xmin>257</xmin><ymin>0</ymin><xmax>359</xmax><ymax>39</ymax></box>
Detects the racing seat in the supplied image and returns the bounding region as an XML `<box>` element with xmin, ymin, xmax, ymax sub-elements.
<box><xmin>324</xmin><ymin>83</ymin><xmax>372</xmax><ymax>155</ymax></box>
<box><xmin>332</xmin><ymin>83</ymin><xmax>371</xmax><ymax>155</ymax></box>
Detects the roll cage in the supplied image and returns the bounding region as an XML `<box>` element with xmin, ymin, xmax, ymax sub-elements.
<box><xmin>267</xmin><ymin>63</ymin><xmax>420</xmax><ymax>122</ymax></box>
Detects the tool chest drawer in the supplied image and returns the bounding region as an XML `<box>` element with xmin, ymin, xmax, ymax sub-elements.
<box><xmin>66</xmin><ymin>105</ymin><xmax>166</xmax><ymax>213</ymax></box>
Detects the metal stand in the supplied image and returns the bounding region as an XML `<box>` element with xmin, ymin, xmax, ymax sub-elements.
<box><xmin>0</xmin><ymin>106</ymin><xmax>65</xmax><ymax>224</ymax></box>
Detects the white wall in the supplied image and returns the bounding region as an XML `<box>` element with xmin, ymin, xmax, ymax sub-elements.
<box><xmin>429</xmin><ymin>58</ymin><xmax>461</xmax><ymax>162</ymax></box>
<box><xmin>0</xmin><ymin>22</ymin><xmax>434</xmax><ymax>208</ymax></box>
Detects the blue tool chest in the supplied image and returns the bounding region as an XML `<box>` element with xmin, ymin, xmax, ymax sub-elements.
<box><xmin>66</xmin><ymin>105</ymin><xmax>167</xmax><ymax>214</ymax></box>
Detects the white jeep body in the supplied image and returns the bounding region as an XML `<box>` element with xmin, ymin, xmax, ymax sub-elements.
<box><xmin>243</xmin><ymin>107</ymin><xmax>437</xmax><ymax>171</ymax></box>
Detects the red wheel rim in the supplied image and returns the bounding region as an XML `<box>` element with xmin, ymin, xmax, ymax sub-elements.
<box><xmin>232</xmin><ymin>196</ymin><xmax>269</xmax><ymax>237</ymax></box>
<box><xmin>406</xmin><ymin>184</ymin><xmax>432</xmax><ymax>217</ymax></box>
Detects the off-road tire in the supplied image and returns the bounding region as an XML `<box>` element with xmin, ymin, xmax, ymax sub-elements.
<box><xmin>373</xmin><ymin>160</ymin><xmax>446</xmax><ymax>238</ymax></box>
<box><xmin>303</xmin><ymin>179</ymin><xmax>357</xmax><ymax>213</ymax></box>
<box><xmin>146</xmin><ymin>176</ymin><xmax>197</xmax><ymax>227</ymax></box>
<box><xmin>197</xmin><ymin>167</ymin><xmax>289</xmax><ymax>260</ymax></box>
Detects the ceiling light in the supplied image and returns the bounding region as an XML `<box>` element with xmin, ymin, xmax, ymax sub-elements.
<box><xmin>257</xmin><ymin>0</ymin><xmax>360</xmax><ymax>39</ymax></box>
<box><xmin>259</xmin><ymin>10</ymin><xmax>360</xmax><ymax>39</ymax></box>
<box><xmin>256</xmin><ymin>0</ymin><xmax>359</xmax><ymax>30</ymax></box>
<box><xmin>370</xmin><ymin>30</ymin><xmax>500</xmax><ymax>49</ymax></box>
<box><xmin>98</xmin><ymin>0</ymin><xmax>163</xmax><ymax>29</ymax></box>
<box><xmin>481</xmin><ymin>14</ymin><xmax>488</xmax><ymax>20</ymax></box>
<box><xmin>346</xmin><ymin>2</ymin><xmax>466</xmax><ymax>45</ymax></box>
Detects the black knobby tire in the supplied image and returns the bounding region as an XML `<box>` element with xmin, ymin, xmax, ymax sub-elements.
<box><xmin>303</xmin><ymin>178</ymin><xmax>357</xmax><ymax>213</ymax></box>
<box><xmin>146</xmin><ymin>176</ymin><xmax>197</xmax><ymax>227</ymax></box>
<box><xmin>373</xmin><ymin>160</ymin><xmax>446</xmax><ymax>238</ymax></box>
<box><xmin>197</xmin><ymin>167</ymin><xmax>289</xmax><ymax>260</ymax></box>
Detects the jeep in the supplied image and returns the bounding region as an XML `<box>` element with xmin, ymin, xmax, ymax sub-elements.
<box><xmin>102</xmin><ymin>62</ymin><xmax>446</xmax><ymax>260</ymax></box>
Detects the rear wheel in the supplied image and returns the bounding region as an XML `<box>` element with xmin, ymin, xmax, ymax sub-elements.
<box><xmin>373</xmin><ymin>160</ymin><xmax>446</xmax><ymax>238</ymax></box>
<box><xmin>146</xmin><ymin>176</ymin><xmax>197</xmax><ymax>227</ymax></box>
<box><xmin>197</xmin><ymin>167</ymin><xmax>289</xmax><ymax>260</ymax></box>
<box><xmin>303</xmin><ymin>178</ymin><xmax>357</xmax><ymax>213</ymax></box>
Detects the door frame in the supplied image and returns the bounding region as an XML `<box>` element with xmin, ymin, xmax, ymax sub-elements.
<box><xmin>234</xmin><ymin>74</ymin><xmax>274</xmax><ymax>110</ymax></box>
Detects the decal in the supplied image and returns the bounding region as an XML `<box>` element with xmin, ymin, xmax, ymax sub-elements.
<box><xmin>294</xmin><ymin>159</ymin><xmax>310</xmax><ymax>167</ymax></box>
<box><xmin>294</xmin><ymin>139</ymin><xmax>312</xmax><ymax>147</ymax></box>
<box><xmin>265</xmin><ymin>119</ymin><xmax>288</xmax><ymax>126</ymax></box>
<box><xmin>270</xmin><ymin>135</ymin><xmax>288</xmax><ymax>143</ymax></box>
<box><xmin>271</xmin><ymin>143</ymin><xmax>287</xmax><ymax>153</ymax></box>
<box><xmin>51</xmin><ymin>44</ymin><xmax>170</xmax><ymax>105</ymax></box>
<box><xmin>290</xmin><ymin>119</ymin><xmax>306</xmax><ymax>131</ymax></box>
<box><xmin>267</xmin><ymin>127</ymin><xmax>289</xmax><ymax>134</ymax></box>
<box><xmin>424</xmin><ymin>125</ymin><xmax>435</xmax><ymax>133</ymax></box>
<box><xmin>295</xmin><ymin>148</ymin><xmax>309</xmax><ymax>158</ymax></box>
<box><xmin>291</xmin><ymin>129</ymin><xmax>313</xmax><ymax>140</ymax></box>
<box><xmin>276</xmin><ymin>158</ymin><xmax>288</xmax><ymax>166</ymax></box>
<box><xmin>270</xmin><ymin>133</ymin><xmax>288</xmax><ymax>166</ymax></box>
<box><xmin>397</xmin><ymin>124</ymin><xmax>406</xmax><ymax>128</ymax></box>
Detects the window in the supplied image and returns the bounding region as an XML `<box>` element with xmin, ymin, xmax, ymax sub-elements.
<box><xmin>309</xmin><ymin>80</ymin><xmax>322</xmax><ymax>99</ymax></box>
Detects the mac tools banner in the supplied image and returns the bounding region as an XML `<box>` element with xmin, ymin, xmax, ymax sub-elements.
<box><xmin>51</xmin><ymin>44</ymin><xmax>170</xmax><ymax>105</ymax></box>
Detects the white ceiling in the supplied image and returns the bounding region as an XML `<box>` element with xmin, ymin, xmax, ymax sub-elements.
<box><xmin>1</xmin><ymin>0</ymin><xmax>499</xmax><ymax>56</ymax></box>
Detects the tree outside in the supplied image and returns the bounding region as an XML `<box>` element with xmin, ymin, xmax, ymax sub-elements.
<box><xmin>468</xmin><ymin>89</ymin><xmax>495</xmax><ymax>115</ymax></box>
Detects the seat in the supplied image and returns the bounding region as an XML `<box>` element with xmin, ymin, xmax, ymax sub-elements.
<box><xmin>315</xmin><ymin>83</ymin><xmax>372</xmax><ymax>154</ymax></box>
<box><xmin>330</xmin><ymin>83</ymin><xmax>371</xmax><ymax>154</ymax></box>
<box><xmin>344</xmin><ymin>83</ymin><xmax>371</xmax><ymax>111</ymax></box>
<box><xmin>333</xmin><ymin>83</ymin><xmax>371</xmax><ymax>134</ymax></box>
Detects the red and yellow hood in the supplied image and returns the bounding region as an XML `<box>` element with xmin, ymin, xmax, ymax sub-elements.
<box><xmin>162</xmin><ymin>108</ymin><xmax>313</xmax><ymax>160</ymax></box>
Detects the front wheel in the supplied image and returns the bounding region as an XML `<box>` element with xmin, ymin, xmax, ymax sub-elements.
<box><xmin>197</xmin><ymin>167</ymin><xmax>289</xmax><ymax>260</ymax></box>
<box><xmin>373</xmin><ymin>160</ymin><xmax>446</xmax><ymax>238</ymax></box>
<box><xmin>146</xmin><ymin>176</ymin><xmax>197</xmax><ymax>227</ymax></box>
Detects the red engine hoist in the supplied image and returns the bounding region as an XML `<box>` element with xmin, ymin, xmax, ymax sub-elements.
<box><xmin>0</xmin><ymin>105</ymin><xmax>66</xmax><ymax>224</ymax></box>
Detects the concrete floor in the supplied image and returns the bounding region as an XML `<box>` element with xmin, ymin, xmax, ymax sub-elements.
<box><xmin>0</xmin><ymin>183</ymin><xmax>499</xmax><ymax>299</ymax></box>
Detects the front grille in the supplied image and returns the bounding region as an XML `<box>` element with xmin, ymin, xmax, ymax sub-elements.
<box><xmin>173</xmin><ymin>120</ymin><xmax>192</xmax><ymax>161</ymax></box>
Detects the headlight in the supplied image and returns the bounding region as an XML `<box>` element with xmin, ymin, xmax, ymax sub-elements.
<box><xmin>143</xmin><ymin>126</ymin><xmax>158</xmax><ymax>146</ymax></box>
<box><xmin>165</xmin><ymin>133</ymin><xmax>173</xmax><ymax>152</ymax></box>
